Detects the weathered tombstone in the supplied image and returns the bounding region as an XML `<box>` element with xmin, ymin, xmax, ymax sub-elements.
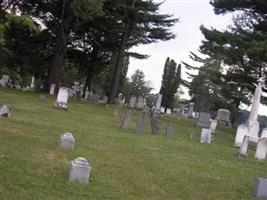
<box><xmin>239</xmin><ymin>135</ymin><xmax>250</xmax><ymax>158</ymax></box>
<box><xmin>136</xmin><ymin>111</ymin><xmax>146</xmax><ymax>133</ymax></box>
<box><xmin>128</xmin><ymin>96</ymin><xmax>137</xmax><ymax>108</ymax></box>
<box><xmin>155</xmin><ymin>94</ymin><xmax>162</xmax><ymax>111</ymax></box>
<box><xmin>54</xmin><ymin>87</ymin><xmax>69</xmax><ymax>110</ymax></box>
<box><xmin>166</xmin><ymin>124</ymin><xmax>174</xmax><ymax>138</ymax></box>
<box><xmin>255</xmin><ymin>137</ymin><xmax>267</xmax><ymax>160</ymax></box>
<box><xmin>210</xmin><ymin>120</ymin><xmax>218</xmax><ymax>135</ymax></box>
<box><xmin>195</xmin><ymin>112</ymin><xmax>199</xmax><ymax>119</ymax></box>
<box><xmin>0</xmin><ymin>74</ymin><xmax>9</xmax><ymax>87</ymax></box>
<box><xmin>49</xmin><ymin>84</ymin><xmax>56</xmax><ymax>95</ymax></box>
<box><xmin>39</xmin><ymin>94</ymin><xmax>46</xmax><ymax>101</ymax></box>
<box><xmin>234</xmin><ymin>124</ymin><xmax>248</xmax><ymax>147</ymax></box>
<box><xmin>69</xmin><ymin>157</ymin><xmax>91</xmax><ymax>184</ymax></box>
<box><xmin>0</xmin><ymin>104</ymin><xmax>12</xmax><ymax>117</ymax></box>
<box><xmin>121</xmin><ymin>110</ymin><xmax>132</xmax><ymax>129</ymax></box>
<box><xmin>59</xmin><ymin>132</ymin><xmax>75</xmax><ymax>149</ymax></box>
<box><xmin>87</xmin><ymin>94</ymin><xmax>99</xmax><ymax>103</ymax></box>
<box><xmin>188</xmin><ymin>103</ymin><xmax>194</xmax><ymax>118</ymax></box>
<box><xmin>135</xmin><ymin>96</ymin><xmax>145</xmax><ymax>110</ymax></box>
<box><xmin>30</xmin><ymin>76</ymin><xmax>35</xmax><ymax>89</ymax></box>
<box><xmin>200</xmin><ymin>128</ymin><xmax>211</xmax><ymax>144</ymax></box>
<box><xmin>253</xmin><ymin>177</ymin><xmax>267</xmax><ymax>199</ymax></box>
<box><xmin>160</xmin><ymin>107</ymin><xmax>165</xmax><ymax>114</ymax></box>
<box><xmin>215</xmin><ymin>109</ymin><xmax>230</xmax><ymax>124</ymax></box>
<box><xmin>117</xmin><ymin>93</ymin><xmax>124</xmax><ymax>105</ymax></box>
<box><xmin>196</xmin><ymin>112</ymin><xmax>211</xmax><ymax>128</ymax></box>
<box><xmin>151</xmin><ymin>117</ymin><xmax>160</xmax><ymax>135</ymax></box>
<box><xmin>261</xmin><ymin>128</ymin><xmax>267</xmax><ymax>138</ymax></box>
<box><xmin>166</xmin><ymin>108</ymin><xmax>171</xmax><ymax>115</ymax></box>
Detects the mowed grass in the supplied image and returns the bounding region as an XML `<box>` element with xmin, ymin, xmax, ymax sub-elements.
<box><xmin>0</xmin><ymin>88</ymin><xmax>266</xmax><ymax>200</ymax></box>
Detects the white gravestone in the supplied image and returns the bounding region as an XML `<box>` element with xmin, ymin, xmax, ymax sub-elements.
<box><xmin>49</xmin><ymin>84</ymin><xmax>56</xmax><ymax>95</ymax></box>
<box><xmin>239</xmin><ymin>135</ymin><xmax>250</xmax><ymax>158</ymax></box>
<box><xmin>216</xmin><ymin>109</ymin><xmax>230</xmax><ymax>123</ymax></box>
<box><xmin>30</xmin><ymin>76</ymin><xmax>35</xmax><ymax>89</ymax></box>
<box><xmin>255</xmin><ymin>137</ymin><xmax>267</xmax><ymax>160</ymax></box>
<box><xmin>128</xmin><ymin>96</ymin><xmax>137</xmax><ymax>108</ymax></box>
<box><xmin>0</xmin><ymin>104</ymin><xmax>12</xmax><ymax>118</ymax></box>
<box><xmin>261</xmin><ymin>128</ymin><xmax>267</xmax><ymax>138</ymax></box>
<box><xmin>160</xmin><ymin>107</ymin><xmax>165</xmax><ymax>113</ymax></box>
<box><xmin>234</xmin><ymin>124</ymin><xmax>248</xmax><ymax>147</ymax></box>
<box><xmin>54</xmin><ymin>87</ymin><xmax>69</xmax><ymax>110</ymax></box>
<box><xmin>210</xmin><ymin>120</ymin><xmax>218</xmax><ymax>134</ymax></box>
<box><xmin>69</xmin><ymin>157</ymin><xmax>91</xmax><ymax>184</ymax></box>
<box><xmin>60</xmin><ymin>132</ymin><xmax>75</xmax><ymax>149</ymax></box>
<box><xmin>135</xmin><ymin>96</ymin><xmax>145</xmax><ymax>110</ymax></box>
<box><xmin>0</xmin><ymin>75</ymin><xmax>9</xmax><ymax>87</ymax></box>
<box><xmin>201</xmin><ymin>128</ymin><xmax>211</xmax><ymax>144</ymax></box>
<box><xmin>166</xmin><ymin>108</ymin><xmax>171</xmax><ymax>115</ymax></box>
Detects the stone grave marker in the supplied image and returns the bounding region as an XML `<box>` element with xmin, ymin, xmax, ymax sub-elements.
<box><xmin>136</xmin><ymin>111</ymin><xmax>146</xmax><ymax>133</ymax></box>
<box><xmin>253</xmin><ymin>177</ymin><xmax>267</xmax><ymax>199</ymax></box>
<box><xmin>239</xmin><ymin>135</ymin><xmax>250</xmax><ymax>158</ymax></box>
<box><xmin>210</xmin><ymin>120</ymin><xmax>218</xmax><ymax>135</ymax></box>
<box><xmin>200</xmin><ymin>128</ymin><xmax>211</xmax><ymax>144</ymax></box>
<box><xmin>255</xmin><ymin>137</ymin><xmax>267</xmax><ymax>160</ymax></box>
<box><xmin>128</xmin><ymin>96</ymin><xmax>137</xmax><ymax>108</ymax></box>
<box><xmin>151</xmin><ymin>117</ymin><xmax>160</xmax><ymax>135</ymax></box>
<box><xmin>135</xmin><ymin>96</ymin><xmax>145</xmax><ymax>110</ymax></box>
<box><xmin>0</xmin><ymin>74</ymin><xmax>9</xmax><ymax>87</ymax></box>
<box><xmin>261</xmin><ymin>128</ymin><xmax>267</xmax><ymax>138</ymax></box>
<box><xmin>87</xmin><ymin>94</ymin><xmax>99</xmax><ymax>103</ymax></box>
<box><xmin>69</xmin><ymin>157</ymin><xmax>91</xmax><ymax>184</ymax></box>
<box><xmin>166</xmin><ymin>108</ymin><xmax>171</xmax><ymax>115</ymax></box>
<box><xmin>166</xmin><ymin>124</ymin><xmax>174</xmax><ymax>138</ymax></box>
<box><xmin>160</xmin><ymin>107</ymin><xmax>165</xmax><ymax>114</ymax></box>
<box><xmin>188</xmin><ymin>103</ymin><xmax>194</xmax><ymax>118</ymax></box>
<box><xmin>121</xmin><ymin>110</ymin><xmax>132</xmax><ymax>129</ymax></box>
<box><xmin>196</xmin><ymin>112</ymin><xmax>211</xmax><ymax>128</ymax></box>
<box><xmin>0</xmin><ymin>104</ymin><xmax>12</xmax><ymax>118</ymax></box>
<box><xmin>234</xmin><ymin>124</ymin><xmax>248</xmax><ymax>147</ymax></box>
<box><xmin>155</xmin><ymin>94</ymin><xmax>162</xmax><ymax>111</ymax></box>
<box><xmin>49</xmin><ymin>84</ymin><xmax>56</xmax><ymax>95</ymax></box>
<box><xmin>60</xmin><ymin>132</ymin><xmax>75</xmax><ymax>149</ymax></box>
<box><xmin>216</xmin><ymin>109</ymin><xmax>230</xmax><ymax>124</ymax></box>
<box><xmin>54</xmin><ymin>87</ymin><xmax>69</xmax><ymax>110</ymax></box>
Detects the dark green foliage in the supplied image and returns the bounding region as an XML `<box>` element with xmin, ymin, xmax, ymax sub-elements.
<box><xmin>160</xmin><ymin>57</ymin><xmax>182</xmax><ymax>109</ymax></box>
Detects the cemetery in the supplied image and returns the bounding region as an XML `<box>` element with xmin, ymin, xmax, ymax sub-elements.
<box><xmin>1</xmin><ymin>87</ymin><xmax>267</xmax><ymax>199</ymax></box>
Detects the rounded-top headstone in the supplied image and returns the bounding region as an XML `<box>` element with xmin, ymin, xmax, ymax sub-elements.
<box><xmin>69</xmin><ymin>157</ymin><xmax>91</xmax><ymax>184</ymax></box>
<box><xmin>60</xmin><ymin>132</ymin><xmax>75</xmax><ymax>149</ymax></box>
<box><xmin>216</xmin><ymin>109</ymin><xmax>230</xmax><ymax>123</ymax></box>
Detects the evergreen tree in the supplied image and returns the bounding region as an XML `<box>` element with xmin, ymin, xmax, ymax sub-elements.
<box><xmin>160</xmin><ymin>57</ymin><xmax>182</xmax><ymax>109</ymax></box>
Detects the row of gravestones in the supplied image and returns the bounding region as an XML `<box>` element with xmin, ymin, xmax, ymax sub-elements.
<box><xmin>121</xmin><ymin>110</ymin><xmax>174</xmax><ymax>137</ymax></box>
<box><xmin>60</xmin><ymin>132</ymin><xmax>91</xmax><ymax>184</ymax></box>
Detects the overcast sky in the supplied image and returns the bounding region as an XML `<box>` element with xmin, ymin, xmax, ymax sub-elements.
<box><xmin>127</xmin><ymin>0</ymin><xmax>233</xmax><ymax>94</ymax></box>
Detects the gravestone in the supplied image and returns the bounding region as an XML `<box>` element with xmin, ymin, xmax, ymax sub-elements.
<box><xmin>160</xmin><ymin>107</ymin><xmax>165</xmax><ymax>114</ymax></box>
<box><xmin>200</xmin><ymin>128</ymin><xmax>211</xmax><ymax>144</ymax></box>
<box><xmin>216</xmin><ymin>109</ymin><xmax>230</xmax><ymax>124</ymax></box>
<box><xmin>60</xmin><ymin>132</ymin><xmax>75</xmax><ymax>149</ymax></box>
<box><xmin>210</xmin><ymin>120</ymin><xmax>218</xmax><ymax>135</ymax></box>
<box><xmin>196</xmin><ymin>112</ymin><xmax>211</xmax><ymax>128</ymax></box>
<box><xmin>54</xmin><ymin>87</ymin><xmax>69</xmax><ymax>110</ymax></box>
<box><xmin>239</xmin><ymin>135</ymin><xmax>250</xmax><ymax>158</ymax></box>
<box><xmin>136</xmin><ymin>111</ymin><xmax>146</xmax><ymax>133</ymax></box>
<box><xmin>0</xmin><ymin>104</ymin><xmax>12</xmax><ymax>118</ymax></box>
<box><xmin>39</xmin><ymin>94</ymin><xmax>46</xmax><ymax>101</ymax></box>
<box><xmin>188</xmin><ymin>103</ymin><xmax>194</xmax><ymax>118</ymax></box>
<box><xmin>69</xmin><ymin>157</ymin><xmax>91</xmax><ymax>184</ymax></box>
<box><xmin>155</xmin><ymin>94</ymin><xmax>162</xmax><ymax>111</ymax></box>
<box><xmin>135</xmin><ymin>96</ymin><xmax>145</xmax><ymax>110</ymax></box>
<box><xmin>261</xmin><ymin>128</ymin><xmax>267</xmax><ymax>138</ymax></box>
<box><xmin>0</xmin><ymin>75</ymin><xmax>9</xmax><ymax>87</ymax></box>
<box><xmin>166</xmin><ymin>108</ymin><xmax>171</xmax><ymax>115</ymax></box>
<box><xmin>87</xmin><ymin>94</ymin><xmax>99</xmax><ymax>103</ymax></box>
<box><xmin>253</xmin><ymin>177</ymin><xmax>267</xmax><ymax>198</ymax></box>
<box><xmin>49</xmin><ymin>84</ymin><xmax>56</xmax><ymax>95</ymax></box>
<box><xmin>151</xmin><ymin>117</ymin><xmax>160</xmax><ymax>135</ymax></box>
<box><xmin>30</xmin><ymin>76</ymin><xmax>35</xmax><ymax>89</ymax></box>
<box><xmin>117</xmin><ymin>93</ymin><xmax>124</xmax><ymax>105</ymax></box>
<box><xmin>166</xmin><ymin>124</ymin><xmax>174</xmax><ymax>138</ymax></box>
<box><xmin>128</xmin><ymin>96</ymin><xmax>137</xmax><ymax>108</ymax></box>
<box><xmin>255</xmin><ymin>137</ymin><xmax>267</xmax><ymax>160</ymax></box>
<box><xmin>234</xmin><ymin>124</ymin><xmax>248</xmax><ymax>147</ymax></box>
<box><xmin>121</xmin><ymin>111</ymin><xmax>132</xmax><ymax>129</ymax></box>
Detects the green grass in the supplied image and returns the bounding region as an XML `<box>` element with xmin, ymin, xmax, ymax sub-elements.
<box><xmin>0</xmin><ymin>87</ymin><xmax>266</xmax><ymax>200</ymax></box>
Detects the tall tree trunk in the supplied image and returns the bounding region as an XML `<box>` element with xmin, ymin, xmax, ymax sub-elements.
<box><xmin>48</xmin><ymin>24</ymin><xmax>66</xmax><ymax>93</ymax></box>
<box><xmin>107</xmin><ymin>0</ymin><xmax>136</xmax><ymax>104</ymax></box>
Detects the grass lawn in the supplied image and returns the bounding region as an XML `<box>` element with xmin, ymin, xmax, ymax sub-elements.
<box><xmin>0</xmin><ymin>87</ymin><xmax>266</xmax><ymax>200</ymax></box>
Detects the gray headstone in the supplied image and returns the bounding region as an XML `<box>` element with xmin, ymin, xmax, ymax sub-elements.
<box><xmin>188</xmin><ymin>103</ymin><xmax>194</xmax><ymax>118</ymax></box>
<box><xmin>151</xmin><ymin>117</ymin><xmax>160</xmax><ymax>135</ymax></box>
<box><xmin>216</xmin><ymin>109</ymin><xmax>230</xmax><ymax>123</ymax></box>
<box><xmin>136</xmin><ymin>111</ymin><xmax>146</xmax><ymax>133</ymax></box>
<box><xmin>54</xmin><ymin>87</ymin><xmax>69</xmax><ymax>110</ymax></box>
<box><xmin>128</xmin><ymin>96</ymin><xmax>137</xmax><ymax>108</ymax></box>
<box><xmin>69</xmin><ymin>157</ymin><xmax>91</xmax><ymax>184</ymax></box>
<box><xmin>155</xmin><ymin>94</ymin><xmax>162</xmax><ymax>110</ymax></box>
<box><xmin>255</xmin><ymin>137</ymin><xmax>267</xmax><ymax>160</ymax></box>
<box><xmin>121</xmin><ymin>111</ymin><xmax>132</xmax><ymax>129</ymax></box>
<box><xmin>166</xmin><ymin>124</ymin><xmax>174</xmax><ymax>138</ymax></box>
<box><xmin>253</xmin><ymin>177</ymin><xmax>267</xmax><ymax>198</ymax></box>
<box><xmin>59</xmin><ymin>132</ymin><xmax>75</xmax><ymax>149</ymax></box>
<box><xmin>49</xmin><ymin>84</ymin><xmax>56</xmax><ymax>95</ymax></box>
<box><xmin>239</xmin><ymin>135</ymin><xmax>250</xmax><ymax>158</ymax></box>
<box><xmin>87</xmin><ymin>94</ymin><xmax>99</xmax><ymax>103</ymax></box>
<box><xmin>196</xmin><ymin>112</ymin><xmax>211</xmax><ymax>128</ymax></box>
<box><xmin>0</xmin><ymin>104</ymin><xmax>12</xmax><ymax>118</ymax></box>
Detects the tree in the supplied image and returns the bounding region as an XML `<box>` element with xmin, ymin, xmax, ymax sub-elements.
<box><xmin>130</xmin><ymin>69</ymin><xmax>153</xmax><ymax>98</ymax></box>
<box><xmin>106</xmin><ymin>0</ymin><xmax>178</xmax><ymax>104</ymax></box>
<box><xmin>160</xmin><ymin>57</ymin><xmax>182</xmax><ymax>109</ymax></box>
